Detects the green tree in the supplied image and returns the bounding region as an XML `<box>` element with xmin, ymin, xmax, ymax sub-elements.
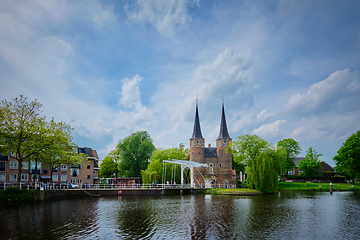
<box><xmin>99</xmin><ymin>150</ymin><xmax>119</xmax><ymax>178</ymax></box>
<box><xmin>141</xmin><ymin>143</ymin><xmax>190</xmax><ymax>184</ymax></box>
<box><xmin>0</xmin><ymin>95</ymin><xmax>45</xmax><ymax>182</ymax></box>
<box><xmin>117</xmin><ymin>131</ymin><xmax>155</xmax><ymax>177</ymax></box>
<box><xmin>277</xmin><ymin>138</ymin><xmax>301</xmax><ymax>177</ymax></box>
<box><xmin>232</xmin><ymin>134</ymin><xmax>284</xmax><ymax>193</ymax></box>
<box><xmin>333</xmin><ymin>130</ymin><xmax>360</xmax><ymax>183</ymax></box>
<box><xmin>40</xmin><ymin>118</ymin><xmax>83</xmax><ymax>183</ymax></box>
<box><xmin>298</xmin><ymin>146</ymin><xmax>323</xmax><ymax>180</ymax></box>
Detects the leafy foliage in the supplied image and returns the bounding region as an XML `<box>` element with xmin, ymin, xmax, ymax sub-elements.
<box><xmin>333</xmin><ymin>130</ymin><xmax>360</xmax><ymax>182</ymax></box>
<box><xmin>141</xmin><ymin>143</ymin><xmax>190</xmax><ymax>184</ymax></box>
<box><xmin>232</xmin><ymin>134</ymin><xmax>285</xmax><ymax>193</ymax></box>
<box><xmin>99</xmin><ymin>150</ymin><xmax>119</xmax><ymax>178</ymax></box>
<box><xmin>277</xmin><ymin>138</ymin><xmax>301</xmax><ymax>176</ymax></box>
<box><xmin>117</xmin><ymin>131</ymin><xmax>155</xmax><ymax>177</ymax></box>
<box><xmin>298</xmin><ymin>146</ymin><xmax>323</xmax><ymax>179</ymax></box>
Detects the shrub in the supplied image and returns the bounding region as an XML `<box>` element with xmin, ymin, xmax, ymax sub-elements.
<box><xmin>0</xmin><ymin>187</ymin><xmax>37</xmax><ymax>201</ymax></box>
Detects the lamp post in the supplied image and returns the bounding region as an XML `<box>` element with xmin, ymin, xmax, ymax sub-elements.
<box><xmin>148</xmin><ymin>171</ymin><xmax>150</xmax><ymax>189</ymax></box>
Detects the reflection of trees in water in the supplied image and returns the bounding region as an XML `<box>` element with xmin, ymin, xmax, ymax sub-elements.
<box><xmin>115</xmin><ymin>196</ymin><xmax>157</xmax><ymax>239</ymax></box>
<box><xmin>0</xmin><ymin>198</ymin><xmax>99</xmax><ymax>239</ymax></box>
<box><xmin>189</xmin><ymin>195</ymin><xmax>238</xmax><ymax>239</ymax></box>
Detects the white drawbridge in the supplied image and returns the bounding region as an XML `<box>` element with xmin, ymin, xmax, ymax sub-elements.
<box><xmin>163</xmin><ymin>159</ymin><xmax>208</xmax><ymax>187</ymax></box>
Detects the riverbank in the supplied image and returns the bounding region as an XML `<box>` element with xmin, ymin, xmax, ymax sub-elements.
<box><xmin>279</xmin><ymin>182</ymin><xmax>360</xmax><ymax>191</ymax></box>
<box><xmin>200</xmin><ymin>188</ymin><xmax>262</xmax><ymax>196</ymax></box>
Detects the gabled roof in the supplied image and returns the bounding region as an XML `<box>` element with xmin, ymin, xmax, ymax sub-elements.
<box><xmin>293</xmin><ymin>157</ymin><xmax>305</xmax><ymax>167</ymax></box>
<box><xmin>218</xmin><ymin>102</ymin><xmax>230</xmax><ymax>139</ymax></box>
<box><xmin>190</xmin><ymin>101</ymin><xmax>204</xmax><ymax>139</ymax></box>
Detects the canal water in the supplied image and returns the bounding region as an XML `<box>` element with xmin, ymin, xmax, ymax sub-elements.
<box><xmin>1</xmin><ymin>191</ymin><xmax>360</xmax><ymax>239</ymax></box>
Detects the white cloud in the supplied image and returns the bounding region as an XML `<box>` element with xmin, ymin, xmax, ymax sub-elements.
<box><xmin>120</xmin><ymin>74</ymin><xmax>143</xmax><ymax>108</ymax></box>
<box><xmin>284</xmin><ymin>69</ymin><xmax>360</xmax><ymax>115</ymax></box>
<box><xmin>253</xmin><ymin>119</ymin><xmax>286</xmax><ymax>137</ymax></box>
<box><xmin>124</xmin><ymin>0</ymin><xmax>199</xmax><ymax>36</ymax></box>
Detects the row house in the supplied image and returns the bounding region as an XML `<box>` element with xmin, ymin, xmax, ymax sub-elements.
<box><xmin>0</xmin><ymin>147</ymin><xmax>100</xmax><ymax>187</ymax></box>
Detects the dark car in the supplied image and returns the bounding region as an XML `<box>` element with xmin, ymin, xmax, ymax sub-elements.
<box><xmin>55</xmin><ymin>183</ymin><xmax>68</xmax><ymax>189</ymax></box>
<box><xmin>13</xmin><ymin>182</ymin><xmax>27</xmax><ymax>188</ymax></box>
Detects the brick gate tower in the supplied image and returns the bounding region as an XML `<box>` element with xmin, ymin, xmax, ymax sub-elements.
<box><xmin>190</xmin><ymin>99</ymin><xmax>235</xmax><ymax>186</ymax></box>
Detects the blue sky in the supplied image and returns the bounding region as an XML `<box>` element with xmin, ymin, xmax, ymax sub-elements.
<box><xmin>1</xmin><ymin>0</ymin><xmax>360</xmax><ymax>166</ymax></box>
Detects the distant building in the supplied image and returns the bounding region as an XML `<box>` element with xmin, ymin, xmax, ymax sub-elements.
<box><xmin>287</xmin><ymin>157</ymin><xmax>335</xmax><ymax>176</ymax></box>
<box><xmin>0</xmin><ymin>147</ymin><xmax>100</xmax><ymax>186</ymax></box>
<box><xmin>190</xmin><ymin>100</ymin><xmax>236</xmax><ymax>186</ymax></box>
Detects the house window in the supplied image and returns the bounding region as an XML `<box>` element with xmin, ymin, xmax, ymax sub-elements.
<box><xmin>86</xmin><ymin>175</ymin><xmax>90</xmax><ymax>179</ymax></box>
<box><xmin>288</xmin><ymin>170</ymin><xmax>294</xmax><ymax>175</ymax></box>
<box><xmin>196</xmin><ymin>140</ymin><xmax>199</xmax><ymax>143</ymax></box>
<box><xmin>71</xmin><ymin>178</ymin><xmax>76</xmax><ymax>183</ymax></box>
<box><xmin>10</xmin><ymin>161</ymin><xmax>18</xmax><ymax>169</ymax></box>
<box><xmin>61</xmin><ymin>175</ymin><xmax>67</xmax><ymax>181</ymax></box>
<box><xmin>224</xmin><ymin>140</ymin><xmax>226</xmax><ymax>143</ymax></box>
<box><xmin>61</xmin><ymin>165</ymin><xmax>67</xmax><ymax>171</ymax></box>
<box><xmin>21</xmin><ymin>174</ymin><xmax>28</xmax><ymax>181</ymax></box>
<box><xmin>209</xmin><ymin>163</ymin><xmax>213</xmax><ymax>168</ymax></box>
<box><xmin>71</xmin><ymin>169</ymin><xmax>79</xmax><ymax>177</ymax></box>
<box><xmin>43</xmin><ymin>170</ymin><xmax>48</xmax><ymax>174</ymax></box>
<box><xmin>77</xmin><ymin>179</ymin><xmax>82</xmax><ymax>184</ymax></box>
<box><xmin>22</xmin><ymin>162</ymin><xmax>29</xmax><ymax>169</ymax></box>
<box><xmin>219</xmin><ymin>164</ymin><xmax>221</xmax><ymax>168</ymax></box>
<box><xmin>10</xmin><ymin>174</ymin><xmax>17</xmax><ymax>181</ymax></box>
<box><xmin>0</xmin><ymin>161</ymin><xmax>5</xmax><ymax>171</ymax></box>
<box><xmin>52</xmin><ymin>175</ymin><xmax>58</xmax><ymax>182</ymax></box>
<box><xmin>87</xmin><ymin>165</ymin><xmax>90</xmax><ymax>169</ymax></box>
<box><xmin>53</xmin><ymin>168</ymin><xmax>58</xmax><ymax>173</ymax></box>
<box><xmin>0</xmin><ymin>174</ymin><xmax>5</xmax><ymax>181</ymax></box>
<box><xmin>31</xmin><ymin>174</ymin><xmax>39</xmax><ymax>181</ymax></box>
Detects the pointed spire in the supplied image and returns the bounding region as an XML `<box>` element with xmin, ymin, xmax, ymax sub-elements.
<box><xmin>191</xmin><ymin>97</ymin><xmax>204</xmax><ymax>139</ymax></box>
<box><xmin>218</xmin><ymin>97</ymin><xmax>230</xmax><ymax>139</ymax></box>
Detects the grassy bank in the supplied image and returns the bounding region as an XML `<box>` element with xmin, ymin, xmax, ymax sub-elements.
<box><xmin>0</xmin><ymin>187</ymin><xmax>37</xmax><ymax>201</ymax></box>
<box><xmin>279</xmin><ymin>182</ymin><xmax>360</xmax><ymax>191</ymax></box>
<box><xmin>201</xmin><ymin>188</ymin><xmax>262</xmax><ymax>196</ymax></box>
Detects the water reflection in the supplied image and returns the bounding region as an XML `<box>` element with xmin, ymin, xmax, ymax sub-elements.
<box><xmin>0</xmin><ymin>192</ymin><xmax>360</xmax><ymax>239</ymax></box>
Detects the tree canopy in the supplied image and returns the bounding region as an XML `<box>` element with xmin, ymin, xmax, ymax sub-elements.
<box><xmin>277</xmin><ymin>138</ymin><xmax>301</xmax><ymax>176</ymax></box>
<box><xmin>298</xmin><ymin>146</ymin><xmax>323</xmax><ymax>179</ymax></box>
<box><xmin>117</xmin><ymin>131</ymin><xmax>155</xmax><ymax>177</ymax></box>
<box><xmin>141</xmin><ymin>143</ymin><xmax>190</xmax><ymax>184</ymax></box>
<box><xmin>99</xmin><ymin>150</ymin><xmax>119</xmax><ymax>178</ymax></box>
<box><xmin>333</xmin><ymin>130</ymin><xmax>360</xmax><ymax>182</ymax></box>
<box><xmin>232</xmin><ymin>134</ymin><xmax>285</xmax><ymax>193</ymax></box>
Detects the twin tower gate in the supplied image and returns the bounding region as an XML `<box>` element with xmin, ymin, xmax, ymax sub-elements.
<box><xmin>162</xmin><ymin>159</ymin><xmax>209</xmax><ymax>188</ymax></box>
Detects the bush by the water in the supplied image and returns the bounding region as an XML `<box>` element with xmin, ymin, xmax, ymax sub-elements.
<box><xmin>0</xmin><ymin>187</ymin><xmax>37</xmax><ymax>201</ymax></box>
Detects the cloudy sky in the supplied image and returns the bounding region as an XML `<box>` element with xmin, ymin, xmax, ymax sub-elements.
<box><xmin>1</xmin><ymin>0</ymin><xmax>360</xmax><ymax>166</ymax></box>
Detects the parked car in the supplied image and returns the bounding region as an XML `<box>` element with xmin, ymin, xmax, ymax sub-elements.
<box><xmin>1</xmin><ymin>182</ymin><xmax>12</xmax><ymax>187</ymax></box>
<box><xmin>68</xmin><ymin>183</ymin><xmax>79</xmax><ymax>189</ymax></box>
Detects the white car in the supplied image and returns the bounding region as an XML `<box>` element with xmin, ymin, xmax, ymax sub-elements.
<box><xmin>68</xmin><ymin>183</ymin><xmax>79</xmax><ymax>189</ymax></box>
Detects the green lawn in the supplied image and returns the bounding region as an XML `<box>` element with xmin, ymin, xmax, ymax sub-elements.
<box><xmin>279</xmin><ymin>182</ymin><xmax>360</xmax><ymax>191</ymax></box>
<box><xmin>201</xmin><ymin>188</ymin><xmax>262</xmax><ymax>196</ymax></box>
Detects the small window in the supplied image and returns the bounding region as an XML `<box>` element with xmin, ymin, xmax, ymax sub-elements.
<box><xmin>86</xmin><ymin>175</ymin><xmax>90</xmax><ymax>179</ymax></box>
<box><xmin>224</xmin><ymin>140</ymin><xmax>226</xmax><ymax>143</ymax></box>
<box><xmin>0</xmin><ymin>161</ymin><xmax>5</xmax><ymax>171</ymax></box>
<box><xmin>21</xmin><ymin>174</ymin><xmax>28</xmax><ymax>181</ymax></box>
<box><xmin>53</xmin><ymin>168</ymin><xmax>58</xmax><ymax>173</ymax></box>
<box><xmin>61</xmin><ymin>175</ymin><xmax>67</xmax><ymax>181</ymax></box>
<box><xmin>9</xmin><ymin>174</ymin><xmax>17</xmax><ymax>181</ymax></box>
<box><xmin>77</xmin><ymin>179</ymin><xmax>82</xmax><ymax>184</ymax></box>
<box><xmin>22</xmin><ymin>162</ymin><xmax>29</xmax><ymax>169</ymax></box>
<box><xmin>196</xmin><ymin>140</ymin><xmax>199</xmax><ymax>143</ymax></box>
<box><xmin>87</xmin><ymin>165</ymin><xmax>90</xmax><ymax>169</ymax></box>
<box><xmin>61</xmin><ymin>165</ymin><xmax>67</xmax><ymax>171</ymax></box>
<box><xmin>31</xmin><ymin>174</ymin><xmax>39</xmax><ymax>181</ymax></box>
<box><xmin>209</xmin><ymin>163</ymin><xmax>213</xmax><ymax>168</ymax></box>
<box><xmin>43</xmin><ymin>170</ymin><xmax>48</xmax><ymax>174</ymax></box>
<box><xmin>219</xmin><ymin>164</ymin><xmax>222</xmax><ymax>168</ymax></box>
<box><xmin>0</xmin><ymin>174</ymin><xmax>5</xmax><ymax>180</ymax></box>
<box><xmin>52</xmin><ymin>175</ymin><xmax>58</xmax><ymax>182</ymax></box>
<box><xmin>10</xmin><ymin>161</ymin><xmax>18</xmax><ymax>169</ymax></box>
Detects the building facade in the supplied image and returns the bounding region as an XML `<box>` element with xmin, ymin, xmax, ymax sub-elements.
<box><xmin>190</xmin><ymin>100</ymin><xmax>236</xmax><ymax>186</ymax></box>
<box><xmin>0</xmin><ymin>147</ymin><xmax>100</xmax><ymax>187</ymax></box>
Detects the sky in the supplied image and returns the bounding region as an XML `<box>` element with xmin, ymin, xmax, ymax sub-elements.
<box><xmin>1</xmin><ymin>0</ymin><xmax>360</xmax><ymax>166</ymax></box>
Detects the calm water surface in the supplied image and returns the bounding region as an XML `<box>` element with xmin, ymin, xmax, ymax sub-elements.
<box><xmin>0</xmin><ymin>192</ymin><xmax>360</xmax><ymax>239</ymax></box>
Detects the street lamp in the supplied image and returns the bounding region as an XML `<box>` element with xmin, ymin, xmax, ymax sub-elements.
<box><xmin>148</xmin><ymin>171</ymin><xmax>150</xmax><ymax>189</ymax></box>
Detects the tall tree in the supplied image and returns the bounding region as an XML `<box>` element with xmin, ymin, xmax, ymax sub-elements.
<box><xmin>141</xmin><ymin>143</ymin><xmax>190</xmax><ymax>184</ymax></box>
<box><xmin>298</xmin><ymin>146</ymin><xmax>323</xmax><ymax>180</ymax></box>
<box><xmin>0</xmin><ymin>95</ymin><xmax>45</xmax><ymax>182</ymax></box>
<box><xmin>99</xmin><ymin>150</ymin><xmax>119</xmax><ymax>178</ymax></box>
<box><xmin>277</xmin><ymin>138</ymin><xmax>301</xmax><ymax>176</ymax></box>
<box><xmin>232</xmin><ymin>134</ymin><xmax>284</xmax><ymax>193</ymax></box>
<box><xmin>333</xmin><ymin>130</ymin><xmax>360</xmax><ymax>183</ymax></box>
<box><xmin>40</xmin><ymin>118</ymin><xmax>83</xmax><ymax>183</ymax></box>
<box><xmin>117</xmin><ymin>131</ymin><xmax>155</xmax><ymax>177</ymax></box>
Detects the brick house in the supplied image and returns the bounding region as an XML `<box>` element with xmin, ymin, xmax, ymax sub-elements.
<box><xmin>0</xmin><ymin>147</ymin><xmax>100</xmax><ymax>187</ymax></box>
<box><xmin>287</xmin><ymin>157</ymin><xmax>335</xmax><ymax>176</ymax></box>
